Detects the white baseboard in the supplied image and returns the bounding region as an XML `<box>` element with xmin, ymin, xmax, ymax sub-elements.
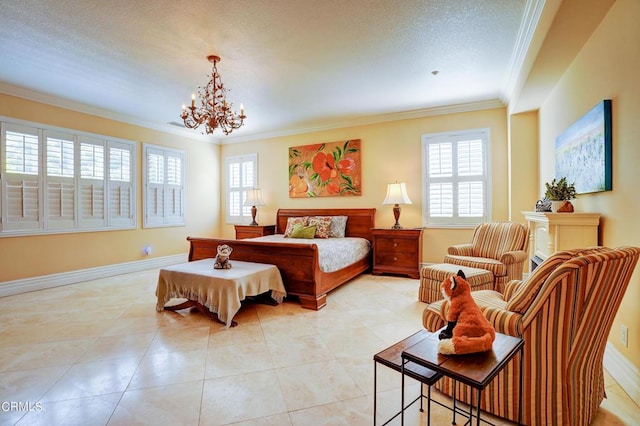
<box><xmin>604</xmin><ymin>341</ymin><xmax>640</xmax><ymax>406</ymax></box>
<box><xmin>0</xmin><ymin>254</ymin><xmax>188</xmax><ymax>298</ymax></box>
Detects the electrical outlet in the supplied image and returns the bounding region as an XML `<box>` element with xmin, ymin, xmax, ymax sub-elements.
<box><xmin>620</xmin><ymin>324</ymin><xmax>628</xmax><ymax>347</ymax></box>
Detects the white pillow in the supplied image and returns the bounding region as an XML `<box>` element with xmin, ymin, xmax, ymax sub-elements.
<box><xmin>328</xmin><ymin>216</ymin><xmax>348</xmax><ymax>238</ymax></box>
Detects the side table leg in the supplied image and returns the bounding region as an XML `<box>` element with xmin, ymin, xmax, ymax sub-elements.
<box><xmin>373</xmin><ymin>361</ymin><xmax>377</xmax><ymax>426</ymax></box>
<box><xmin>452</xmin><ymin>380</ymin><xmax>457</xmax><ymax>425</ymax></box>
<box><xmin>476</xmin><ymin>389</ymin><xmax>482</xmax><ymax>426</ymax></box>
<box><xmin>519</xmin><ymin>346</ymin><xmax>524</xmax><ymax>426</ymax></box>
<box><xmin>427</xmin><ymin>385</ymin><xmax>432</xmax><ymax>426</ymax></box>
<box><xmin>469</xmin><ymin>388</ymin><xmax>474</xmax><ymax>424</ymax></box>
<box><xmin>401</xmin><ymin>359</ymin><xmax>405</xmax><ymax>425</ymax></box>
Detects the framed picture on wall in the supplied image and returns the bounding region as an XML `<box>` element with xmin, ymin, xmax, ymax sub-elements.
<box><xmin>288</xmin><ymin>139</ymin><xmax>362</xmax><ymax>197</ymax></box>
<box><xmin>555</xmin><ymin>99</ymin><xmax>612</xmax><ymax>194</ymax></box>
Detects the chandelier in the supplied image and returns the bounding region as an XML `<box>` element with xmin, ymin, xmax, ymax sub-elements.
<box><xmin>181</xmin><ymin>55</ymin><xmax>246</xmax><ymax>135</ymax></box>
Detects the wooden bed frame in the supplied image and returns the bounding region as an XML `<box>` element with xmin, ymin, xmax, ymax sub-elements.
<box><xmin>187</xmin><ymin>208</ymin><xmax>376</xmax><ymax>310</ymax></box>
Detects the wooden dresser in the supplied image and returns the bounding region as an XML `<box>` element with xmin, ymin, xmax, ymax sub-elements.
<box><xmin>522</xmin><ymin>211</ymin><xmax>600</xmax><ymax>270</ymax></box>
<box><xmin>234</xmin><ymin>224</ymin><xmax>276</xmax><ymax>240</ymax></box>
<box><xmin>371</xmin><ymin>228</ymin><xmax>424</xmax><ymax>278</ymax></box>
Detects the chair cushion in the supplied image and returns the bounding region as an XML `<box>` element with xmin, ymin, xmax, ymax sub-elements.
<box><xmin>444</xmin><ymin>255</ymin><xmax>507</xmax><ymax>277</ymax></box>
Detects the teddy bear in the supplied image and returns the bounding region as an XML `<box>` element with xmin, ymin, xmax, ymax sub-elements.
<box><xmin>213</xmin><ymin>244</ymin><xmax>233</xmax><ymax>269</ymax></box>
<box><xmin>437</xmin><ymin>270</ymin><xmax>496</xmax><ymax>355</ymax></box>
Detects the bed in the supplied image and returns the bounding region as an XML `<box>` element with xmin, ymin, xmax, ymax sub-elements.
<box><xmin>187</xmin><ymin>208</ymin><xmax>376</xmax><ymax>310</ymax></box>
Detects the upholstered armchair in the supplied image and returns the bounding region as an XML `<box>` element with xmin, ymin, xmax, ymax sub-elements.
<box><xmin>422</xmin><ymin>246</ymin><xmax>640</xmax><ymax>426</ymax></box>
<box><xmin>444</xmin><ymin>222</ymin><xmax>529</xmax><ymax>292</ymax></box>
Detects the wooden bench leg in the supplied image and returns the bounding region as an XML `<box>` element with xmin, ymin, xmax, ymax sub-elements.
<box><xmin>164</xmin><ymin>300</ymin><xmax>237</xmax><ymax>327</ymax></box>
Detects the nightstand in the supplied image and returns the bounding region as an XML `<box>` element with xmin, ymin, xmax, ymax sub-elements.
<box><xmin>371</xmin><ymin>228</ymin><xmax>423</xmax><ymax>278</ymax></box>
<box><xmin>234</xmin><ymin>224</ymin><xmax>276</xmax><ymax>240</ymax></box>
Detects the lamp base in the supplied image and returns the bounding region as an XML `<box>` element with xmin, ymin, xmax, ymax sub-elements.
<box><xmin>250</xmin><ymin>206</ymin><xmax>258</xmax><ymax>226</ymax></box>
<box><xmin>391</xmin><ymin>204</ymin><xmax>403</xmax><ymax>229</ymax></box>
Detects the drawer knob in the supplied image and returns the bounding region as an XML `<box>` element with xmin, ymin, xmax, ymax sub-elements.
<box><xmin>393</xmin><ymin>257</ymin><xmax>398</xmax><ymax>261</ymax></box>
<box><xmin>394</xmin><ymin>242</ymin><xmax>398</xmax><ymax>247</ymax></box>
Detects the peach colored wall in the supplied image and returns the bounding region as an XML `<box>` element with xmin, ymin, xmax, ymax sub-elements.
<box><xmin>220</xmin><ymin>107</ymin><xmax>512</xmax><ymax>263</ymax></box>
<box><xmin>537</xmin><ymin>0</ymin><xmax>640</xmax><ymax>369</ymax></box>
<box><xmin>0</xmin><ymin>94</ymin><xmax>221</xmax><ymax>282</ymax></box>
<box><xmin>508</xmin><ymin>111</ymin><xmax>539</xmax><ymax>221</ymax></box>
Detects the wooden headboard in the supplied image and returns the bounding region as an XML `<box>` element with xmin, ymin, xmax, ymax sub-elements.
<box><xmin>276</xmin><ymin>208</ymin><xmax>376</xmax><ymax>241</ymax></box>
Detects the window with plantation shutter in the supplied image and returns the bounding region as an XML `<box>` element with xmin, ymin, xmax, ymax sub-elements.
<box><xmin>226</xmin><ymin>153</ymin><xmax>257</xmax><ymax>224</ymax></box>
<box><xmin>143</xmin><ymin>144</ymin><xmax>185</xmax><ymax>228</ymax></box>
<box><xmin>0</xmin><ymin>118</ymin><xmax>137</xmax><ymax>236</ymax></box>
<box><xmin>1</xmin><ymin>123</ymin><xmax>41</xmax><ymax>231</ymax></box>
<box><xmin>422</xmin><ymin>129</ymin><xmax>491</xmax><ymax>227</ymax></box>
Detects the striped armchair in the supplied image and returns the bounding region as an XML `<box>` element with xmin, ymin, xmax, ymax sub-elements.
<box><xmin>422</xmin><ymin>246</ymin><xmax>640</xmax><ymax>426</ymax></box>
<box><xmin>444</xmin><ymin>222</ymin><xmax>529</xmax><ymax>292</ymax></box>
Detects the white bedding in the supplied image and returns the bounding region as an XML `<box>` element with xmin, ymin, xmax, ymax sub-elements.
<box><xmin>247</xmin><ymin>234</ymin><xmax>371</xmax><ymax>273</ymax></box>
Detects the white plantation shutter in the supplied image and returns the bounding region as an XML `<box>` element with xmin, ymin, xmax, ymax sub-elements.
<box><xmin>422</xmin><ymin>129</ymin><xmax>491</xmax><ymax>226</ymax></box>
<box><xmin>45</xmin><ymin>131</ymin><xmax>75</xmax><ymax>229</ymax></box>
<box><xmin>78</xmin><ymin>137</ymin><xmax>106</xmax><ymax>228</ymax></box>
<box><xmin>1</xmin><ymin>118</ymin><xmax>137</xmax><ymax>236</ymax></box>
<box><xmin>1</xmin><ymin>123</ymin><xmax>42</xmax><ymax>231</ymax></box>
<box><xmin>143</xmin><ymin>144</ymin><xmax>185</xmax><ymax>227</ymax></box>
<box><xmin>145</xmin><ymin>151</ymin><xmax>164</xmax><ymax>226</ymax></box>
<box><xmin>164</xmin><ymin>153</ymin><xmax>184</xmax><ymax>224</ymax></box>
<box><xmin>108</xmin><ymin>142</ymin><xmax>135</xmax><ymax>227</ymax></box>
<box><xmin>226</xmin><ymin>153</ymin><xmax>257</xmax><ymax>223</ymax></box>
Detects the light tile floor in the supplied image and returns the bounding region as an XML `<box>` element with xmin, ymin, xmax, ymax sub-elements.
<box><xmin>0</xmin><ymin>269</ymin><xmax>638</xmax><ymax>425</ymax></box>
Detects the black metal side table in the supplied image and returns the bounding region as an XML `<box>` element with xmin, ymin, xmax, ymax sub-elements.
<box><xmin>373</xmin><ymin>330</ymin><xmax>442</xmax><ymax>425</ymax></box>
<box><xmin>401</xmin><ymin>330</ymin><xmax>524</xmax><ymax>426</ymax></box>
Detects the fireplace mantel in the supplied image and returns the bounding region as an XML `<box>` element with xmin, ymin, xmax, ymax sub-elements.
<box><xmin>522</xmin><ymin>211</ymin><xmax>600</xmax><ymax>271</ymax></box>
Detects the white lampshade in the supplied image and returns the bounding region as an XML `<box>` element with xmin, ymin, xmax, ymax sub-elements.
<box><xmin>244</xmin><ymin>189</ymin><xmax>265</xmax><ymax>207</ymax></box>
<box><xmin>382</xmin><ymin>182</ymin><xmax>412</xmax><ymax>205</ymax></box>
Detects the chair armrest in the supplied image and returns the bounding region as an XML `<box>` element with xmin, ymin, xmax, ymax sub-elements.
<box><xmin>503</xmin><ymin>279</ymin><xmax>524</xmax><ymax>301</ymax></box>
<box><xmin>500</xmin><ymin>250</ymin><xmax>528</xmax><ymax>265</ymax></box>
<box><xmin>481</xmin><ymin>306</ymin><xmax>524</xmax><ymax>336</ymax></box>
<box><xmin>448</xmin><ymin>244</ymin><xmax>474</xmax><ymax>256</ymax></box>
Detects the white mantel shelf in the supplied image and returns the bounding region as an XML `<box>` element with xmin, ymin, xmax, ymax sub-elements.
<box><xmin>522</xmin><ymin>211</ymin><xmax>601</xmax><ymax>268</ymax></box>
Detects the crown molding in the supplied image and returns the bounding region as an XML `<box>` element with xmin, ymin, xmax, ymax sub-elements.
<box><xmin>222</xmin><ymin>99</ymin><xmax>505</xmax><ymax>144</ymax></box>
<box><xmin>0</xmin><ymin>81</ymin><xmax>504</xmax><ymax>146</ymax></box>
<box><xmin>0</xmin><ymin>82</ymin><xmax>217</xmax><ymax>144</ymax></box>
<box><xmin>500</xmin><ymin>0</ymin><xmax>546</xmax><ymax>105</ymax></box>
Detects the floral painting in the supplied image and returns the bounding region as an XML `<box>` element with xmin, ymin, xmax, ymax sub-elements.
<box><xmin>289</xmin><ymin>139</ymin><xmax>361</xmax><ymax>197</ymax></box>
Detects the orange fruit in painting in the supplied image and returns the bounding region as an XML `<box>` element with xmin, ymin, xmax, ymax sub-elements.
<box><xmin>289</xmin><ymin>175</ymin><xmax>308</xmax><ymax>194</ymax></box>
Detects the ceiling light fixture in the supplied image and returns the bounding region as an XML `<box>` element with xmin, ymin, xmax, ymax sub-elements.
<box><xmin>181</xmin><ymin>55</ymin><xmax>246</xmax><ymax>135</ymax></box>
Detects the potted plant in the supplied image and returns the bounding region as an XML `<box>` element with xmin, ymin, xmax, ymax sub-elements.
<box><xmin>544</xmin><ymin>177</ymin><xmax>577</xmax><ymax>212</ymax></box>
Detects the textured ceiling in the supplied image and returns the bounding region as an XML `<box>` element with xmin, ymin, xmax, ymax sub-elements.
<box><xmin>0</xmin><ymin>0</ymin><xmax>534</xmax><ymax>142</ymax></box>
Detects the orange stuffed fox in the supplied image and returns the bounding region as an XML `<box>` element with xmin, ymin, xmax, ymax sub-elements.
<box><xmin>437</xmin><ymin>270</ymin><xmax>496</xmax><ymax>355</ymax></box>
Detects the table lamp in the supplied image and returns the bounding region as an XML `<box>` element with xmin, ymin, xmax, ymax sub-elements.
<box><xmin>244</xmin><ymin>189</ymin><xmax>265</xmax><ymax>226</ymax></box>
<box><xmin>382</xmin><ymin>182</ymin><xmax>412</xmax><ymax>229</ymax></box>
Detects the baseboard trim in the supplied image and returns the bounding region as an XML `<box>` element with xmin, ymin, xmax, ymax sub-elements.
<box><xmin>0</xmin><ymin>254</ymin><xmax>188</xmax><ymax>298</ymax></box>
<box><xmin>604</xmin><ymin>341</ymin><xmax>640</xmax><ymax>406</ymax></box>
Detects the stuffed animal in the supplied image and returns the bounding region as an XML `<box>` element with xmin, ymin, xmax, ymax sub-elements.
<box><xmin>214</xmin><ymin>244</ymin><xmax>233</xmax><ymax>269</ymax></box>
<box><xmin>437</xmin><ymin>270</ymin><xmax>496</xmax><ymax>355</ymax></box>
